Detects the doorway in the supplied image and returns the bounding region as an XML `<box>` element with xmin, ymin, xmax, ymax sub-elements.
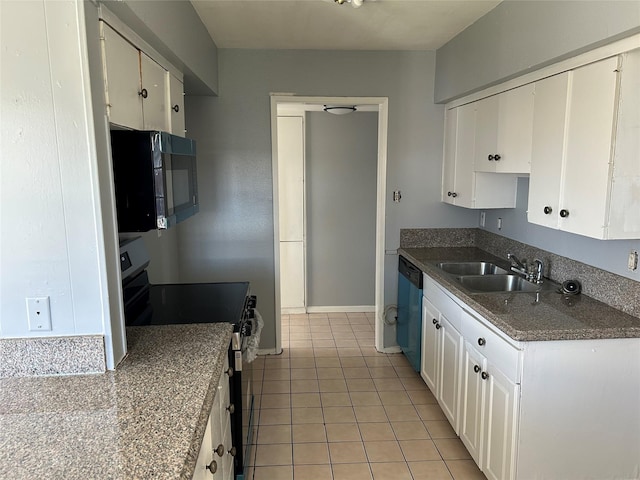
<box><xmin>270</xmin><ymin>96</ymin><xmax>389</xmax><ymax>354</ymax></box>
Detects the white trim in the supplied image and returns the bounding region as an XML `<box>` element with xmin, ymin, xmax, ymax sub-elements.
<box><xmin>446</xmin><ymin>33</ymin><xmax>640</xmax><ymax>110</ymax></box>
<box><xmin>270</xmin><ymin>95</ymin><xmax>389</xmax><ymax>354</ymax></box>
<box><xmin>270</xmin><ymin>96</ymin><xmax>282</xmax><ymax>356</ymax></box>
<box><xmin>306</xmin><ymin>306</ymin><xmax>375</xmax><ymax>314</ymax></box>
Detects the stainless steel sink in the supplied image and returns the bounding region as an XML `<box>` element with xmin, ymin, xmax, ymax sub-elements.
<box><xmin>454</xmin><ymin>274</ymin><xmax>542</xmax><ymax>293</ymax></box>
<box><xmin>435</xmin><ymin>262</ymin><xmax>509</xmax><ymax>276</ymax></box>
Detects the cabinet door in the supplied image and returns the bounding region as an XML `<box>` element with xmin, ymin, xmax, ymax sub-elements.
<box><xmin>100</xmin><ymin>23</ymin><xmax>143</xmax><ymax>129</ymax></box>
<box><xmin>608</xmin><ymin>48</ymin><xmax>640</xmax><ymax>239</ymax></box>
<box><xmin>140</xmin><ymin>52</ymin><xmax>168</xmax><ymax>131</ymax></box>
<box><xmin>495</xmin><ymin>84</ymin><xmax>534</xmax><ymax>174</ymax></box>
<box><xmin>452</xmin><ymin>103</ymin><xmax>477</xmax><ymax>208</ymax></box>
<box><xmin>421</xmin><ymin>296</ymin><xmax>440</xmax><ymax>394</ymax></box>
<box><xmin>438</xmin><ymin>316</ymin><xmax>463</xmax><ymax>433</ymax></box>
<box><xmin>442</xmin><ymin>108</ymin><xmax>457</xmax><ymax>204</ymax></box>
<box><xmin>561</xmin><ymin>56</ymin><xmax>618</xmax><ymax>238</ymax></box>
<box><xmin>193</xmin><ymin>417</ymin><xmax>215</xmax><ymax>480</ymax></box>
<box><xmin>482</xmin><ymin>365</ymin><xmax>519</xmax><ymax>480</ymax></box>
<box><xmin>168</xmin><ymin>73</ymin><xmax>185</xmax><ymax>137</ymax></box>
<box><xmin>528</xmin><ymin>73</ymin><xmax>570</xmax><ymax>228</ymax></box>
<box><xmin>460</xmin><ymin>342</ymin><xmax>486</xmax><ymax>466</ymax></box>
<box><xmin>277</xmin><ymin>116</ymin><xmax>304</xmax><ymax>241</ymax></box>
<box><xmin>474</xmin><ymin>96</ymin><xmax>499</xmax><ymax>173</ymax></box>
<box><xmin>279</xmin><ymin>241</ymin><xmax>305</xmax><ymax>309</ymax></box>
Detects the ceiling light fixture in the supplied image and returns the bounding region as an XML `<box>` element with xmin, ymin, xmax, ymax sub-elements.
<box><xmin>334</xmin><ymin>0</ymin><xmax>364</xmax><ymax>8</ymax></box>
<box><xmin>323</xmin><ymin>105</ymin><xmax>357</xmax><ymax>115</ymax></box>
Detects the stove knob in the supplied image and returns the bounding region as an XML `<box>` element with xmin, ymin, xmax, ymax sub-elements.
<box><xmin>247</xmin><ymin>295</ymin><xmax>257</xmax><ymax>308</ymax></box>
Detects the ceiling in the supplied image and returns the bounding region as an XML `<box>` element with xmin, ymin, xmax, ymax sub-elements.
<box><xmin>191</xmin><ymin>0</ymin><xmax>502</xmax><ymax>51</ymax></box>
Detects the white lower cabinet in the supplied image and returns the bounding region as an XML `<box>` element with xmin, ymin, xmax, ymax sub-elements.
<box><xmin>194</xmin><ymin>355</ymin><xmax>234</xmax><ymax>480</ymax></box>
<box><xmin>460</xmin><ymin>322</ymin><xmax>519</xmax><ymax>480</ymax></box>
<box><xmin>422</xmin><ymin>272</ymin><xmax>640</xmax><ymax>480</ymax></box>
<box><xmin>421</xmin><ymin>284</ymin><xmax>464</xmax><ymax>433</ymax></box>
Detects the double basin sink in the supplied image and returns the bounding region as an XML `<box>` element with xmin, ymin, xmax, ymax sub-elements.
<box><xmin>434</xmin><ymin>261</ymin><xmax>544</xmax><ymax>294</ymax></box>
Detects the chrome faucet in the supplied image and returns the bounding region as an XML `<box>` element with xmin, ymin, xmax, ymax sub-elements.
<box><xmin>508</xmin><ymin>254</ymin><xmax>545</xmax><ymax>284</ymax></box>
<box><xmin>532</xmin><ymin>258</ymin><xmax>544</xmax><ymax>284</ymax></box>
<box><xmin>507</xmin><ymin>253</ymin><xmax>528</xmax><ymax>276</ymax></box>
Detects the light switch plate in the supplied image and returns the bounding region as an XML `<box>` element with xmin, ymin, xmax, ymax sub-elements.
<box><xmin>26</xmin><ymin>296</ymin><xmax>52</xmax><ymax>331</ymax></box>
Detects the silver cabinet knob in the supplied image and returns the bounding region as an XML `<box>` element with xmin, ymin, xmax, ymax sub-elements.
<box><xmin>481</xmin><ymin>371</ymin><xmax>489</xmax><ymax>380</ymax></box>
<box><xmin>225</xmin><ymin>367</ymin><xmax>234</xmax><ymax>377</ymax></box>
<box><xmin>477</xmin><ymin>337</ymin><xmax>486</xmax><ymax>346</ymax></box>
<box><xmin>228</xmin><ymin>446</ymin><xmax>237</xmax><ymax>457</ymax></box>
<box><xmin>227</xmin><ymin>403</ymin><xmax>235</xmax><ymax>414</ymax></box>
<box><xmin>206</xmin><ymin>460</ymin><xmax>217</xmax><ymax>474</ymax></box>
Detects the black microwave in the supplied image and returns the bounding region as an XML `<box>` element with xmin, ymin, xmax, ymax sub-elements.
<box><xmin>110</xmin><ymin>130</ymin><xmax>198</xmax><ymax>232</ymax></box>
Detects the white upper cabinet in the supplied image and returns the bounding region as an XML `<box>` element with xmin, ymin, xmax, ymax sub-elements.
<box><xmin>100</xmin><ymin>21</ymin><xmax>184</xmax><ymax>134</ymax></box>
<box><xmin>101</xmin><ymin>23</ymin><xmax>143</xmax><ymax>130</ymax></box>
<box><xmin>528</xmin><ymin>50</ymin><xmax>640</xmax><ymax>239</ymax></box>
<box><xmin>474</xmin><ymin>84</ymin><xmax>534</xmax><ymax>175</ymax></box>
<box><xmin>442</xmin><ymin>104</ymin><xmax>518</xmax><ymax>209</ymax></box>
<box><xmin>528</xmin><ymin>72</ymin><xmax>570</xmax><ymax>229</ymax></box>
<box><xmin>168</xmin><ymin>73</ymin><xmax>186</xmax><ymax>137</ymax></box>
<box><xmin>139</xmin><ymin>52</ymin><xmax>167</xmax><ymax>131</ymax></box>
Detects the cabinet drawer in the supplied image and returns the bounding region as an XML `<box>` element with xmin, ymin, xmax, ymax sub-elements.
<box><xmin>424</xmin><ymin>275</ymin><xmax>462</xmax><ymax>331</ymax></box>
<box><xmin>461</xmin><ymin>310</ymin><xmax>521</xmax><ymax>383</ymax></box>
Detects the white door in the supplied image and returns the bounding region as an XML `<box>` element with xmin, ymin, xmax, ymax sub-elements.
<box><xmin>421</xmin><ymin>297</ymin><xmax>440</xmax><ymax>394</ymax></box>
<box><xmin>460</xmin><ymin>342</ymin><xmax>486</xmax><ymax>466</ymax></box>
<box><xmin>482</xmin><ymin>365</ymin><xmax>519</xmax><ymax>480</ymax></box>
<box><xmin>474</xmin><ymin>95</ymin><xmax>499</xmax><ymax>173</ymax></box>
<box><xmin>277</xmin><ymin>116</ymin><xmax>305</xmax><ymax>311</ymax></box>
<box><xmin>561</xmin><ymin>56</ymin><xmax>618</xmax><ymax>238</ymax></box>
<box><xmin>442</xmin><ymin>108</ymin><xmax>457</xmax><ymax>204</ymax></box>
<box><xmin>140</xmin><ymin>52</ymin><xmax>168</xmax><ymax>131</ymax></box>
<box><xmin>528</xmin><ymin>72</ymin><xmax>570</xmax><ymax>228</ymax></box>
<box><xmin>453</xmin><ymin>103</ymin><xmax>477</xmax><ymax>208</ymax></box>
<box><xmin>100</xmin><ymin>23</ymin><xmax>143</xmax><ymax>129</ymax></box>
<box><xmin>439</xmin><ymin>316</ymin><xmax>463</xmax><ymax>433</ymax></box>
<box><xmin>193</xmin><ymin>418</ymin><xmax>215</xmax><ymax>480</ymax></box>
<box><xmin>168</xmin><ymin>73</ymin><xmax>185</xmax><ymax>137</ymax></box>
<box><xmin>495</xmin><ymin>83</ymin><xmax>534</xmax><ymax>174</ymax></box>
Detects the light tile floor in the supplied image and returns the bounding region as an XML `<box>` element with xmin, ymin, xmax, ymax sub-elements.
<box><xmin>247</xmin><ymin>312</ymin><xmax>487</xmax><ymax>480</ymax></box>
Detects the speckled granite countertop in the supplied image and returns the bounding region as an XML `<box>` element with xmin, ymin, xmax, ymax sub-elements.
<box><xmin>399</xmin><ymin>247</ymin><xmax>640</xmax><ymax>342</ymax></box>
<box><xmin>0</xmin><ymin>323</ymin><xmax>233</xmax><ymax>479</ymax></box>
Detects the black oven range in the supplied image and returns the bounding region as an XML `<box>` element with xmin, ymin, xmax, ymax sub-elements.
<box><xmin>119</xmin><ymin>237</ymin><xmax>257</xmax><ymax>480</ymax></box>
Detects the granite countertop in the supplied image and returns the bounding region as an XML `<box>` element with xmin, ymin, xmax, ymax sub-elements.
<box><xmin>0</xmin><ymin>323</ymin><xmax>233</xmax><ymax>479</ymax></box>
<box><xmin>399</xmin><ymin>247</ymin><xmax>640</xmax><ymax>342</ymax></box>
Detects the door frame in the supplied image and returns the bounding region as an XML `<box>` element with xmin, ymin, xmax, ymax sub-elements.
<box><xmin>270</xmin><ymin>95</ymin><xmax>390</xmax><ymax>354</ymax></box>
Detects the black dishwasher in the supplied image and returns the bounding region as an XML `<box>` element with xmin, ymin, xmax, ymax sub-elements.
<box><xmin>397</xmin><ymin>256</ymin><xmax>423</xmax><ymax>371</ymax></box>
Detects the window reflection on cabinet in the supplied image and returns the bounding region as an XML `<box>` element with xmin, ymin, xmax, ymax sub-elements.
<box><xmin>529</xmin><ymin>50</ymin><xmax>640</xmax><ymax>239</ymax></box>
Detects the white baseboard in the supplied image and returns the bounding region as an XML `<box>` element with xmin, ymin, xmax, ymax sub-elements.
<box><xmin>281</xmin><ymin>307</ymin><xmax>306</xmax><ymax>315</ymax></box>
<box><xmin>306</xmin><ymin>305</ymin><xmax>375</xmax><ymax>313</ymax></box>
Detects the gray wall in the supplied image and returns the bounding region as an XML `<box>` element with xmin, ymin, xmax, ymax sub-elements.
<box><xmin>306</xmin><ymin>111</ymin><xmax>378</xmax><ymax>307</ymax></box>
<box><xmin>181</xmin><ymin>49</ymin><xmax>478</xmax><ymax>351</ymax></box>
<box><xmin>103</xmin><ymin>0</ymin><xmax>219</xmax><ymax>95</ymax></box>
<box><xmin>483</xmin><ymin>178</ymin><xmax>640</xmax><ymax>282</ymax></box>
<box><xmin>435</xmin><ymin>0</ymin><xmax>640</xmax><ymax>102</ymax></box>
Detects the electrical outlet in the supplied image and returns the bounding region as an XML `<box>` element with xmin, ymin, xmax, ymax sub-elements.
<box><xmin>26</xmin><ymin>297</ymin><xmax>52</xmax><ymax>331</ymax></box>
<box><xmin>497</xmin><ymin>217</ymin><xmax>503</xmax><ymax>230</ymax></box>
<box><xmin>628</xmin><ymin>250</ymin><xmax>638</xmax><ymax>271</ymax></box>
<box><xmin>480</xmin><ymin>211</ymin><xmax>486</xmax><ymax>228</ymax></box>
